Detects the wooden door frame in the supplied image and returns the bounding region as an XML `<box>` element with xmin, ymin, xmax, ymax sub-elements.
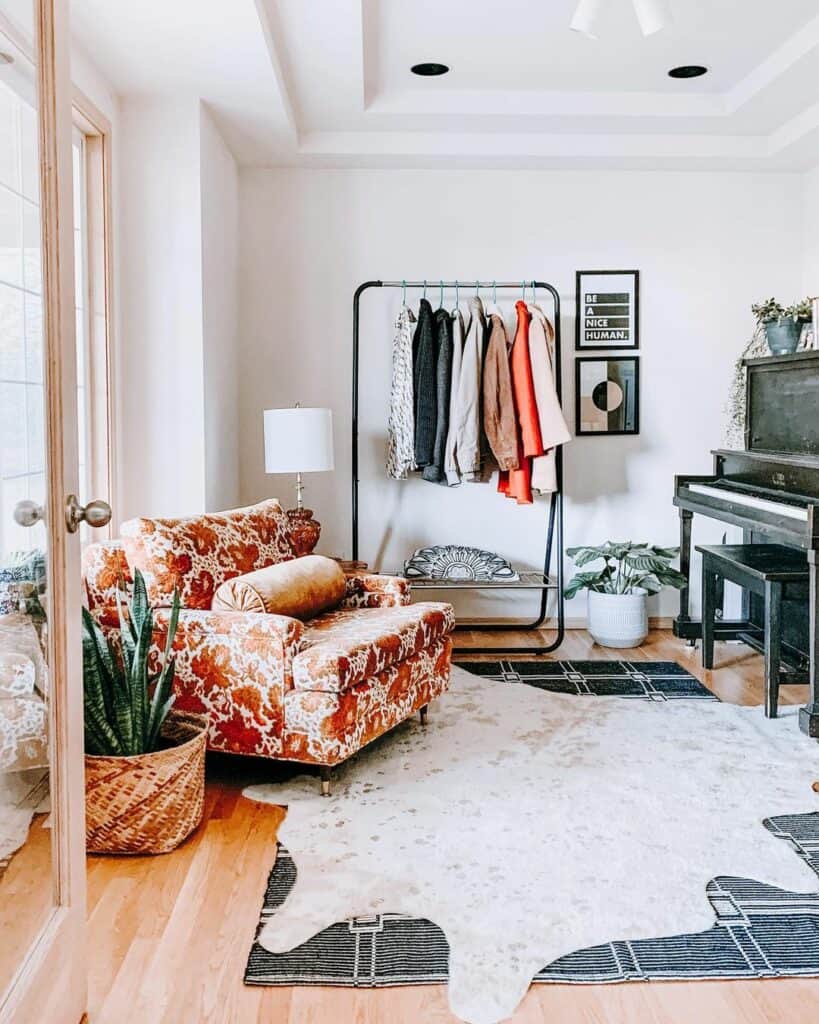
<box><xmin>71</xmin><ymin>92</ymin><xmax>116</xmax><ymax>529</ymax></box>
<box><xmin>0</xmin><ymin>0</ymin><xmax>87</xmax><ymax>1020</ymax></box>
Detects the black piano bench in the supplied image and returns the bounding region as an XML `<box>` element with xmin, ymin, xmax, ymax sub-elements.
<box><xmin>697</xmin><ymin>544</ymin><xmax>809</xmax><ymax>718</ymax></box>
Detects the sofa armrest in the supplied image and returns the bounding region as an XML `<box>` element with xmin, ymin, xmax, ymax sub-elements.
<box><xmin>93</xmin><ymin>608</ymin><xmax>303</xmax><ymax>757</ymax></box>
<box><xmin>339</xmin><ymin>573</ymin><xmax>411</xmax><ymax>609</ymax></box>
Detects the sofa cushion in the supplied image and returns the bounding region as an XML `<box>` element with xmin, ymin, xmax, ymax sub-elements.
<box><xmin>212</xmin><ymin>555</ymin><xmax>346</xmax><ymax>620</ymax></box>
<box><xmin>283</xmin><ymin>636</ymin><xmax>452</xmax><ymax>765</ymax></box>
<box><xmin>292</xmin><ymin>602</ymin><xmax>455</xmax><ymax>693</ymax></box>
<box><xmin>121</xmin><ymin>500</ymin><xmax>294</xmax><ymax>610</ymax></box>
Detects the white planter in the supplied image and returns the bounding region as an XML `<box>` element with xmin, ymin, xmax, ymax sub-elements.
<box><xmin>587</xmin><ymin>589</ymin><xmax>648</xmax><ymax>648</ymax></box>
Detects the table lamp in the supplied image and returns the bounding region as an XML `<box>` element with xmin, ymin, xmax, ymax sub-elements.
<box><xmin>263</xmin><ymin>406</ymin><xmax>334</xmax><ymax>556</ymax></box>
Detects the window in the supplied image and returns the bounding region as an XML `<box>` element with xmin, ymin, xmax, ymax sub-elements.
<box><xmin>0</xmin><ymin>66</ymin><xmax>113</xmax><ymax>556</ymax></box>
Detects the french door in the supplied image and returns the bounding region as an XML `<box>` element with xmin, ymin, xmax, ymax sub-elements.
<box><xmin>0</xmin><ymin>1</ymin><xmax>91</xmax><ymax>1020</ymax></box>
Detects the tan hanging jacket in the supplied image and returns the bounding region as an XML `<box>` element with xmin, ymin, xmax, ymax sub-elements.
<box><xmin>528</xmin><ymin>303</ymin><xmax>571</xmax><ymax>493</ymax></box>
<box><xmin>452</xmin><ymin>297</ymin><xmax>486</xmax><ymax>481</ymax></box>
<box><xmin>481</xmin><ymin>303</ymin><xmax>519</xmax><ymax>472</ymax></box>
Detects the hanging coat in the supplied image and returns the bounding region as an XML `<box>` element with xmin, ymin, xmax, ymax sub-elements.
<box><xmin>528</xmin><ymin>303</ymin><xmax>571</xmax><ymax>493</ymax></box>
<box><xmin>386</xmin><ymin>304</ymin><xmax>417</xmax><ymax>479</ymax></box>
<box><xmin>510</xmin><ymin>300</ymin><xmax>543</xmax><ymax>458</ymax></box>
<box><xmin>498</xmin><ymin>301</ymin><xmax>543</xmax><ymax>504</ymax></box>
<box><xmin>482</xmin><ymin>303</ymin><xmax>519</xmax><ymax>472</ymax></box>
<box><xmin>444</xmin><ymin>306</ymin><xmax>467</xmax><ymax>485</ymax></box>
<box><xmin>423</xmin><ymin>307</ymin><xmax>454</xmax><ymax>483</ymax></box>
<box><xmin>412</xmin><ymin>298</ymin><xmax>437</xmax><ymax>468</ymax></box>
<box><xmin>452</xmin><ymin>296</ymin><xmax>486</xmax><ymax>482</ymax></box>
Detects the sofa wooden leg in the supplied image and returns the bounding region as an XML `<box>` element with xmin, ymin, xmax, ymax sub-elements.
<box><xmin>320</xmin><ymin>766</ymin><xmax>332</xmax><ymax>797</ymax></box>
<box><xmin>420</xmin><ymin>704</ymin><xmax>429</xmax><ymax>727</ymax></box>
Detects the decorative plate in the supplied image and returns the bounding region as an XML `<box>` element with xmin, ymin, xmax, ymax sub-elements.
<box><xmin>403</xmin><ymin>545</ymin><xmax>519</xmax><ymax>582</ymax></box>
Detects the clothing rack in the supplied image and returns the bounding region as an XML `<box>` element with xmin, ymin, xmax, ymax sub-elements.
<box><xmin>352</xmin><ymin>279</ymin><xmax>565</xmax><ymax>655</ymax></box>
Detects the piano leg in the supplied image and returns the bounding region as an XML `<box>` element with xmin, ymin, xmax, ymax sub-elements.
<box><xmin>675</xmin><ymin>508</ymin><xmax>696</xmax><ymax>645</ymax></box>
<box><xmin>764</xmin><ymin>581</ymin><xmax>781</xmax><ymax>719</ymax></box>
<box><xmin>799</xmin><ymin>551</ymin><xmax>819</xmax><ymax>738</ymax></box>
<box><xmin>702</xmin><ymin>566</ymin><xmax>716</xmax><ymax>670</ymax></box>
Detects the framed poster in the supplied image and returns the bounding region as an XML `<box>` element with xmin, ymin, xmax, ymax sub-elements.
<box><xmin>575</xmin><ymin>270</ymin><xmax>639</xmax><ymax>350</ymax></box>
<box><xmin>575</xmin><ymin>356</ymin><xmax>640</xmax><ymax>436</ymax></box>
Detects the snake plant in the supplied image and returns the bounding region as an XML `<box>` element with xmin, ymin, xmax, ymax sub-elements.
<box><xmin>565</xmin><ymin>542</ymin><xmax>687</xmax><ymax>599</ymax></box>
<box><xmin>82</xmin><ymin>569</ymin><xmax>181</xmax><ymax>756</ymax></box>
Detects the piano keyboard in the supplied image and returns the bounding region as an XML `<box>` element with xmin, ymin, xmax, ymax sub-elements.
<box><xmin>686</xmin><ymin>484</ymin><xmax>808</xmax><ymax>521</ymax></box>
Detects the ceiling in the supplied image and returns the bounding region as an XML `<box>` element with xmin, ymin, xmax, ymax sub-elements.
<box><xmin>68</xmin><ymin>0</ymin><xmax>819</xmax><ymax>169</ymax></box>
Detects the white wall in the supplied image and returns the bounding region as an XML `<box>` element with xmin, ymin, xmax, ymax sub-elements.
<box><xmin>237</xmin><ymin>168</ymin><xmax>803</xmax><ymax>622</ymax></box>
<box><xmin>803</xmin><ymin>167</ymin><xmax>819</xmax><ymax>297</ymax></box>
<box><xmin>117</xmin><ymin>99</ymin><xmax>206</xmax><ymax>521</ymax></box>
<box><xmin>200</xmin><ymin>104</ymin><xmax>240</xmax><ymax>512</ymax></box>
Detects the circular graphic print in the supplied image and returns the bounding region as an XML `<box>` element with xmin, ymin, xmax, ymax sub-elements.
<box><xmin>591</xmin><ymin>379</ymin><xmax>624</xmax><ymax>413</ymax></box>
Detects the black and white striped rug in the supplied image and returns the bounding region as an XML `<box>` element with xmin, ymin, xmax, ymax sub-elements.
<box><xmin>453</xmin><ymin>660</ymin><xmax>717</xmax><ymax>701</ymax></box>
<box><xmin>245</xmin><ymin>662</ymin><xmax>819</xmax><ymax>988</ymax></box>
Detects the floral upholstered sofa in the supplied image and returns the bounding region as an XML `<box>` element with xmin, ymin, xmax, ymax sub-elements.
<box><xmin>82</xmin><ymin>500</ymin><xmax>454</xmax><ymax>792</ymax></box>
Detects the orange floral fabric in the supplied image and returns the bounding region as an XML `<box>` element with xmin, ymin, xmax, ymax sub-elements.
<box><xmin>82</xmin><ymin>541</ymin><xmax>132</xmax><ymax>611</ymax></box>
<box><xmin>83</xmin><ymin>520</ymin><xmax>455</xmax><ymax>767</ymax></box>
<box><xmin>120</xmin><ymin>500</ymin><xmax>294</xmax><ymax>610</ymax></box>
<box><xmin>340</xmin><ymin>573</ymin><xmax>411</xmax><ymax>609</ymax></box>
<box><xmin>96</xmin><ymin>608</ymin><xmax>303</xmax><ymax>759</ymax></box>
<box><xmin>282</xmin><ymin>637</ymin><xmax>452</xmax><ymax>765</ymax></box>
<box><xmin>292</xmin><ymin>602</ymin><xmax>455</xmax><ymax>693</ymax></box>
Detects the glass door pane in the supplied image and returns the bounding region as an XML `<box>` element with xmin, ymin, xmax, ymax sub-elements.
<box><xmin>0</xmin><ymin>12</ymin><xmax>53</xmax><ymax>995</ymax></box>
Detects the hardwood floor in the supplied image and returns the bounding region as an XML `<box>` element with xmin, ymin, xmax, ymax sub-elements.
<box><xmin>83</xmin><ymin>629</ymin><xmax>818</xmax><ymax>1023</ymax></box>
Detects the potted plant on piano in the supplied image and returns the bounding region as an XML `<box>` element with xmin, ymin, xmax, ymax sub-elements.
<box><xmin>752</xmin><ymin>297</ymin><xmax>812</xmax><ymax>356</ymax></box>
<box><xmin>565</xmin><ymin>542</ymin><xmax>688</xmax><ymax>648</ymax></box>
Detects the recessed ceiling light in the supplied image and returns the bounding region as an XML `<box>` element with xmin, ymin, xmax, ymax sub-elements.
<box><xmin>0</xmin><ymin>53</ymin><xmax>14</xmax><ymax>66</ymax></box>
<box><xmin>411</xmin><ymin>63</ymin><xmax>449</xmax><ymax>77</ymax></box>
<box><xmin>668</xmin><ymin>65</ymin><xmax>708</xmax><ymax>79</ymax></box>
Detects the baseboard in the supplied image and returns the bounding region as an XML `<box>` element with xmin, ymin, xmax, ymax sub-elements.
<box><xmin>565</xmin><ymin>616</ymin><xmax>674</xmax><ymax>630</ymax></box>
<box><xmin>459</xmin><ymin>616</ymin><xmax>675</xmax><ymax>630</ymax></box>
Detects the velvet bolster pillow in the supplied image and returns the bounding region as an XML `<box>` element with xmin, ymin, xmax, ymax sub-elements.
<box><xmin>211</xmin><ymin>555</ymin><xmax>346</xmax><ymax>620</ymax></box>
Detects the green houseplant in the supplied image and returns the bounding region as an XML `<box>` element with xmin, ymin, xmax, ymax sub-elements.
<box><xmin>751</xmin><ymin>296</ymin><xmax>812</xmax><ymax>355</ymax></box>
<box><xmin>565</xmin><ymin>542</ymin><xmax>687</xmax><ymax>648</ymax></box>
<box><xmin>83</xmin><ymin>570</ymin><xmax>207</xmax><ymax>854</ymax></box>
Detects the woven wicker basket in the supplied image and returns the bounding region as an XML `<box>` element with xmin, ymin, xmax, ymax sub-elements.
<box><xmin>85</xmin><ymin>710</ymin><xmax>208</xmax><ymax>855</ymax></box>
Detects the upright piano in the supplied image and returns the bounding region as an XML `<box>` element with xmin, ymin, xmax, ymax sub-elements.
<box><xmin>673</xmin><ymin>350</ymin><xmax>819</xmax><ymax>737</ymax></box>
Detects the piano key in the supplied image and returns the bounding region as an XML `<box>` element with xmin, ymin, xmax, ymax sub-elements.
<box><xmin>686</xmin><ymin>483</ymin><xmax>808</xmax><ymax>521</ymax></box>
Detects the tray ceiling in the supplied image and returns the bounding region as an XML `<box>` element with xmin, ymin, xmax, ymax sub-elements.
<box><xmin>68</xmin><ymin>0</ymin><xmax>819</xmax><ymax>168</ymax></box>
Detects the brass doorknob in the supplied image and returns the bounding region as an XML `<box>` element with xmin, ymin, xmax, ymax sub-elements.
<box><xmin>65</xmin><ymin>495</ymin><xmax>112</xmax><ymax>533</ymax></box>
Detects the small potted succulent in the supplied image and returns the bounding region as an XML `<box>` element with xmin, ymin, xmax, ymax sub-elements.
<box><xmin>565</xmin><ymin>542</ymin><xmax>687</xmax><ymax>648</ymax></box>
<box><xmin>752</xmin><ymin>297</ymin><xmax>812</xmax><ymax>355</ymax></box>
<box><xmin>82</xmin><ymin>570</ymin><xmax>207</xmax><ymax>854</ymax></box>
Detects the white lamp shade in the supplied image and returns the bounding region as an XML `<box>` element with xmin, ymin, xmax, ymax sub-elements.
<box><xmin>264</xmin><ymin>407</ymin><xmax>334</xmax><ymax>474</ymax></box>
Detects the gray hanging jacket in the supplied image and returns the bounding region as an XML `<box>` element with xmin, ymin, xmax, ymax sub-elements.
<box><xmin>422</xmin><ymin>308</ymin><xmax>454</xmax><ymax>483</ymax></box>
<box><xmin>413</xmin><ymin>298</ymin><xmax>437</xmax><ymax>467</ymax></box>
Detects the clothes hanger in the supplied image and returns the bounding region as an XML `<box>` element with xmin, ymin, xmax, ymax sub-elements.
<box><xmin>439</xmin><ymin>280</ymin><xmax>444</xmax><ymax>308</ymax></box>
<box><xmin>423</xmin><ymin>279</ymin><xmax>427</xmax><ymax>300</ymax></box>
<box><xmin>402</xmin><ymin>279</ymin><xmax>407</xmax><ymax>305</ymax></box>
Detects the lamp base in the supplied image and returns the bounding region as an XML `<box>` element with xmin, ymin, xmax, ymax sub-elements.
<box><xmin>286</xmin><ymin>507</ymin><xmax>321</xmax><ymax>557</ymax></box>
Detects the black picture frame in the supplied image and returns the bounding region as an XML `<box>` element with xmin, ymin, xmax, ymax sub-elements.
<box><xmin>575</xmin><ymin>356</ymin><xmax>640</xmax><ymax>436</ymax></box>
<box><xmin>575</xmin><ymin>269</ymin><xmax>640</xmax><ymax>351</ymax></box>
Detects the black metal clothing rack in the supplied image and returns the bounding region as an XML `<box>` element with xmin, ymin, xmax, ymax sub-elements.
<box><xmin>352</xmin><ymin>280</ymin><xmax>565</xmax><ymax>655</ymax></box>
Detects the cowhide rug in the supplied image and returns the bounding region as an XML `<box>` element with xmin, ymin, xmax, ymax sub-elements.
<box><xmin>244</xmin><ymin>666</ymin><xmax>819</xmax><ymax>1024</ymax></box>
